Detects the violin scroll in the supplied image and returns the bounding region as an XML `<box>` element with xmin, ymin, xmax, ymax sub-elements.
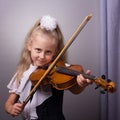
<box><xmin>94</xmin><ymin>75</ymin><xmax>116</xmax><ymax>93</ymax></box>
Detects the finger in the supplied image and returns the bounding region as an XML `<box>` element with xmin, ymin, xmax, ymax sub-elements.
<box><xmin>86</xmin><ymin>70</ymin><xmax>91</xmax><ymax>75</ymax></box>
<box><xmin>86</xmin><ymin>79</ymin><xmax>93</xmax><ymax>84</ymax></box>
<box><xmin>15</xmin><ymin>106</ymin><xmax>23</xmax><ymax>113</ymax></box>
<box><xmin>77</xmin><ymin>78</ymin><xmax>87</xmax><ymax>87</ymax></box>
<box><xmin>11</xmin><ymin>110</ymin><xmax>19</xmax><ymax>117</ymax></box>
<box><xmin>78</xmin><ymin>74</ymin><xmax>85</xmax><ymax>80</ymax></box>
<box><xmin>13</xmin><ymin>104</ymin><xmax>23</xmax><ymax>114</ymax></box>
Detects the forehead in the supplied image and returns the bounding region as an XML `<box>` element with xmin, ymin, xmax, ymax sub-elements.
<box><xmin>31</xmin><ymin>32</ymin><xmax>57</xmax><ymax>48</ymax></box>
<box><xmin>32</xmin><ymin>29</ymin><xmax>57</xmax><ymax>41</ymax></box>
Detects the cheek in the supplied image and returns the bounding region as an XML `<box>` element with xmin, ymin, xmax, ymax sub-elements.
<box><xmin>46</xmin><ymin>55</ymin><xmax>54</xmax><ymax>62</ymax></box>
<box><xmin>52</xmin><ymin>47</ymin><xmax>57</xmax><ymax>56</ymax></box>
<box><xmin>45</xmin><ymin>53</ymin><xmax>56</xmax><ymax>63</ymax></box>
<box><xmin>30</xmin><ymin>51</ymin><xmax>37</xmax><ymax>60</ymax></box>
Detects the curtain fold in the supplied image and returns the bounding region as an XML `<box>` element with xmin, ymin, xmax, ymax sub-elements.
<box><xmin>100</xmin><ymin>0</ymin><xmax>120</xmax><ymax>120</ymax></box>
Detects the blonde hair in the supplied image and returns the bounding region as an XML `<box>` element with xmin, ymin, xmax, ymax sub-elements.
<box><xmin>15</xmin><ymin>18</ymin><xmax>65</xmax><ymax>86</ymax></box>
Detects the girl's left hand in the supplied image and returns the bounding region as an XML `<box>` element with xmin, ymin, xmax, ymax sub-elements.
<box><xmin>77</xmin><ymin>70</ymin><xmax>93</xmax><ymax>88</ymax></box>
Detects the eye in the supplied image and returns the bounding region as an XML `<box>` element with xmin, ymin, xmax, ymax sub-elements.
<box><xmin>35</xmin><ymin>48</ymin><xmax>41</xmax><ymax>53</ymax></box>
<box><xmin>45</xmin><ymin>50</ymin><xmax>52</xmax><ymax>55</ymax></box>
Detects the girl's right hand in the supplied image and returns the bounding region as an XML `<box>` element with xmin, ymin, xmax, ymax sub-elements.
<box><xmin>9</xmin><ymin>103</ymin><xmax>24</xmax><ymax>116</ymax></box>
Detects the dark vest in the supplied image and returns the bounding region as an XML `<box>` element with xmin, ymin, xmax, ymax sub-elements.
<box><xmin>36</xmin><ymin>88</ymin><xmax>65</xmax><ymax>120</ymax></box>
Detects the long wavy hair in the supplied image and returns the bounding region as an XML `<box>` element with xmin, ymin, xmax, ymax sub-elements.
<box><xmin>14</xmin><ymin>18</ymin><xmax>66</xmax><ymax>86</ymax></box>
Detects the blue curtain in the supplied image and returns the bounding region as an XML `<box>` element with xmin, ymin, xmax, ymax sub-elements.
<box><xmin>100</xmin><ymin>0</ymin><xmax>120</xmax><ymax>120</ymax></box>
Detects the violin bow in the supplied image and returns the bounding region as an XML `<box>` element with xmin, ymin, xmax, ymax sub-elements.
<box><xmin>23</xmin><ymin>14</ymin><xmax>93</xmax><ymax>106</ymax></box>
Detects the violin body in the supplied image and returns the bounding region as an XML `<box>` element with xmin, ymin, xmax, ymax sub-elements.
<box><xmin>30</xmin><ymin>61</ymin><xmax>83</xmax><ymax>90</ymax></box>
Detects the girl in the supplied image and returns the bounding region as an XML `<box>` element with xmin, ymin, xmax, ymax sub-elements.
<box><xmin>5</xmin><ymin>15</ymin><xmax>92</xmax><ymax>120</ymax></box>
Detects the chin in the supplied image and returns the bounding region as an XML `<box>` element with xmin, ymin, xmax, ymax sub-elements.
<box><xmin>36</xmin><ymin>62</ymin><xmax>47</xmax><ymax>67</ymax></box>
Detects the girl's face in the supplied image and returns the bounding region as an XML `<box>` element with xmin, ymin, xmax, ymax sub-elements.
<box><xmin>28</xmin><ymin>33</ymin><xmax>57</xmax><ymax>67</ymax></box>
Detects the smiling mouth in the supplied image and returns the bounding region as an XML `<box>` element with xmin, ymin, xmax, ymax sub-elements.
<box><xmin>37</xmin><ymin>61</ymin><xmax>51</xmax><ymax>67</ymax></box>
<box><xmin>37</xmin><ymin>60</ymin><xmax>47</xmax><ymax>65</ymax></box>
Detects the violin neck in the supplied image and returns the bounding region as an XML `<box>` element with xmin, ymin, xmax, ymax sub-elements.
<box><xmin>56</xmin><ymin>66</ymin><xmax>96</xmax><ymax>80</ymax></box>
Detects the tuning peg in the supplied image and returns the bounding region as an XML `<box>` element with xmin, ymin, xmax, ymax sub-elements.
<box><xmin>95</xmin><ymin>86</ymin><xmax>99</xmax><ymax>89</ymax></box>
<box><xmin>101</xmin><ymin>75</ymin><xmax>106</xmax><ymax>79</ymax></box>
<box><xmin>107</xmin><ymin>79</ymin><xmax>111</xmax><ymax>83</ymax></box>
<box><xmin>100</xmin><ymin>90</ymin><xmax>105</xmax><ymax>94</ymax></box>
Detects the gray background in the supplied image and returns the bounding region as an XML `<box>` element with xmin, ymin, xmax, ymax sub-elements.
<box><xmin>0</xmin><ymin>0</ymin><xmax>101</xmax><ymax>120</ymax></box>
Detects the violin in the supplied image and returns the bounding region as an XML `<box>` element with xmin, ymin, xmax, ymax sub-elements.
<box><xmin>29</xmin><ymin>61</ymin><xmax>116</xmax><ymax>93</ymax></box>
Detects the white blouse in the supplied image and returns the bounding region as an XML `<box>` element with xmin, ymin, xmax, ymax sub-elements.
<box><xmin>7</xmin><ymin>64</ymin><xmax>52</xmax><ymax>120</ymax></box>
